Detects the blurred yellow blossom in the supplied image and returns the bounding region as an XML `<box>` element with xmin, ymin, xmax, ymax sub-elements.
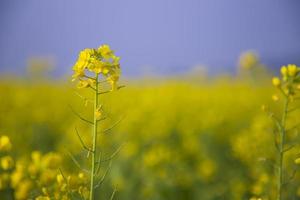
<box><xmin>239</xmin><ymin>51</ymin><xmax>259</xmax><ymax>70</ymax></box>
<box><xmin>0</xmin><ymin>135</ymin><xmax>12</xmax><ymax>152</ymax></box>
<box><xmin>1</xmin><ymin>156</ymin><xmax>14</xmax><ymax>170</ymax></box>
<box><xmin>272</xmin><ymin>94</ymin><xmax>279</xmax><ymax>102</ymax></box>
<box><xmin>57</xmin><ymin>174</ymin><xmax>64</xmax><ymax>185</ymax></box>
<box><xmin>35</xmin><ymin>196</ymin><xmax>51</xmax><ymax>200</ymax></box>
<box><xmin>287</xmin><ymin>64</ymin><xmax>298</xmax><ymax>77</ymax></box>
<box><xmin>295</xmin><ymin>158</ymin><xmax>300</xmax><ymax>164</ymax></box>
<box><xmin>272</xmin><ymin>77</ymin><xmax>281</xmax><ymax>87</ymax></box>
<box><xmin>15</xmin><ymin>180</ymin><xmax>33</xmax><ymax>200</ymax></box>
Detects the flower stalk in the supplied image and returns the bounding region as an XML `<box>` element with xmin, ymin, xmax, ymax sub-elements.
<box><xmin>277</xmin><ymin>97</ymin><xmax>288</xmax><ymax>200</ymax></box>
<box><xmin>90</xmin><ymin>74</ymin><xmax>99</xmax><ymax>200</ymax></box>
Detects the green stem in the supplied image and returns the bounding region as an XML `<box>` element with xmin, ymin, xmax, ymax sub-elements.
<box><xmin>90</xmin><ymin>74</ymin><xmax>99</xmax><ymax>200</ymax></box>
<box><xmin>277</xmin><ymin>97</ymin><xmax>289</xmax><ymax>200</ymax></box>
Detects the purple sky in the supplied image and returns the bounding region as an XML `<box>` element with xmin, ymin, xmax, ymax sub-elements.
<box><xmin>0</xmin><ymin>0</ymin><xmax>300</xmax><ymax>77</ymax></box>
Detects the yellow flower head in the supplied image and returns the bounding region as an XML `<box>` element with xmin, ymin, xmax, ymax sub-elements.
<box><xmin>287</xmin><ymin>64</ymin><xmax>298</xmax><ymax>77</ymax></box>
<box><xmin>272</xmin><ymin>77</ymin><xmax>281</xmax><ymax>87</ymax></box>
<box><xmin>35</xmin><ymin>196</ymin><xmax>51</xmax><ymax>200</ymax></box>
<box><xmin>295</xmin><ymin>158</ymin><xmax>300</xmax><ymax>164</ymax></box>
<box><xmin>31</xmin><ymin>151</ymin><xmax>41</xmax><ymax>163</ymax></box>
<box><xmin>98</xmin><ymin>44</ymin><xmax>113</xmax><ymax>59</ymax></box>
<box><xmin>11</xmin><ymin>166</ymin><xmax>24</xmax><ymax>187</ymax></box>
<box><xmin>280</xmin><ymin>66</ymin><xmax>287</xmax><ymax>77</ymax></box>
<box><xmin>72</xmin><ymin>49</ymin><xmax>95</xmax><ymax>79</ymax></box>
<box><xmin>15</xmin><ymin>180</ymin><xmax>32</xmax><ymax>200</ymax></box>
<box><xmin>88</xmin><ymin>60</ymin><xmax>110</xmax><ymax>74</ymax></box>
<box><xmin>42</xmin><ymin>152</ymin><xmax>62</xmax><ymax>169</ymax></box>
<box><xmin>1</xmin><ymin>156</ymin><xmax>14</xmax><ymax>170</ymax></box>
<box><xmin>0</xmin><ymin>135</ymin><xmax>12</xmax><ymax>152</ymax></box>
<box><xmin>72</xmin><ymin>44</ymin><xmax>121</xmax><ymax>89</ymax></box>
<box><xmin>272</xmin><ymin>94</ymin><xmax>279</xmax><ymax>102</ymax></box>
<box><xmin>57</xmin><ymin>174</ymin><xmax>64</xmax><ymax>185</ymax></box>
<box><xmin>78</xmin><ymin>172</ymin><xmax>85</xmax><ymax>179</ymax></box>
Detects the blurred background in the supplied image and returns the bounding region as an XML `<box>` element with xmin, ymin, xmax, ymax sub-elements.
<box><xmin>0</xmin><ymin>1</ymin><xmax>300</xmax><ymax>200</ymax></box>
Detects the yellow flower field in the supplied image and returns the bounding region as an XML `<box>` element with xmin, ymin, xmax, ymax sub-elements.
<box><xmin>0</xmin><ymin>50</ymin><xmax>300</xmax><ymax>200</ymax></box>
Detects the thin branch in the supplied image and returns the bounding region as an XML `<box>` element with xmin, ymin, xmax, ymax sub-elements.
<box><xmin>95</xmin><ymin>151</ymin><xmax>102</xmax><ymax>176</ymax></box>
<box><xmin>75</xmin><ymin>127</ymin><xmax>94</xmax><ymax>153</ymax></box>
<box><xmin>282</xmin><ymin>168</ymin><xmax>297</xmax><ymax>186</ymax></box>
<box><xmin>97</xmin><ymin>117</ymin><xmax>107</xmax><ymax>122</ymax></box>
<box><xmin>97</xmin><ymin>85</ymin><xmax>125</xmax><ymax>95</ymax></box>
<box><xmin>74</xmin><ymin>91</ymin><xmax>93</xmax><ymax>104</ymax></box>
<box><xmin>97</xmin><ymin>80</ymin><xmax>109</xmax><ymax>84</ymax></box>
<box><xmin>69</xmin><ymin>105</ymin><xmax>93</xmax><ymax>125</ymax></box>
<box><xmin>96</xmin><ymin>144</ymin><xmax>125</xmax><ymax>164</ymax></box>
<box><xmin>84</xmin><ymin>75</ymin><xmax>96</xmax><ymax>80</ymax></box>
<box><xmin>94</xmin><ymin>161</ymin><xmax>112</xmax><ymax>189</ymax></box>
<box><xmin>102</xmin><ymin>116</ymin><xmax>125</xmax><ymax>134</ymax></box>
<box><xmin>117</xmin><ymin>85</ymin><xmax>125</xmax><ymax>90</ymax></box>
<box><xmin>287</xmin><ymin>123</ymin><xmax>300</xmax><ymax>132</ymax></box>
<box><xmin>283</xmin><ymin>144</ymin><xmax>296</xmax><ymax>153</ymax></box>
<box><xmin>65</xmin><ymin>150</ymin><xmax>90</xmax><ymax>173</ymax></box>
<box><xmin>98</xmin><ymin>90</ymin><xmax>111</xmax><ymax>95</ymax></box>
<box><xmin>272</xmin><ymin>129</ymin><xmax>280</xmax><ymax>152</ymax></box>
<box><xmin>279</xmin><ymin>87</ymin><xmax>288</xmax><ymax>98</ymax></box>
<box><xmin>109</xmin><ymin>187</ymin><xmax>117</xmax><ymax>200</ymax></box>
<box><xmin>288</xmin><ymin>107</ymin><xmax>300</xmax><ymax>113</ymax></box>
<box><xmin>89</xmin><ymin>85</ymin><xmax>96</xmax><ymax>91</ymax></box>
<box><xmin>268</xmin><ymin>112</ymin><xmax>283</xmax><ymax>132</ymax></box>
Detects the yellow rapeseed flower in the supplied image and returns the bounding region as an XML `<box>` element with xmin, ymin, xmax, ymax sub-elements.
<box><xmin>280</xmin><ymin>66</ymin><xmax>287</xmax><ymax>77</ymax></box>
<box><xmin>0</xmin><ymin>135</ymin><xmax>12</xmax><ymax>152</ymax></box>
<box><xmin>272</xmin><ymin>77</ymin><xmax>281</xmax><ymax>87</ymax></box>
<box><xmin>295</xmin><ymin>158</ymin><xmax>300</xmax><ymax>164</ymax></box>
<box><xmin>287</xmin><ymin>64</ymin><xmax>298</xmax><ymax>77</ymax></box>
<box><xmin>107</xmin><ymin>68</ymin><xmax>121</xmax><ymax>91</ymax></box>
<box><xmin>72</xmin><ymin>44</ymin><xmax>121</xmax><ymax>91</ymax></box>
<box><xmin>31</xmin><ymin>151</ymin><xmax>41</xmax><ymax>163</ymax></box>
<box><xmin>11</xmin><ymin>164</ymin><xmax>24</xmax><ymax>187</ymax></box>
<box><xmin>88</xmin><ymin>60</ymin><xmax>108</xmax><ymax>74</ymax></box>
<box><xmin>1</xmin><ymin>156</ymin><xmax>14</xmax><ymax>170</ymax></box>
<box><xmin>15</xmin><ymin>180</ymin><xmax>32</xmax><ymax>200</ymax></box>
<box><xmin>35</xmin><ymin>196</ymin><xmax>51</xmax><ymax>200</ymax></box>
<box><xmin>78</xmin><ymin>172</ymin><xmax>85</xmax><ymax>179</ymax></box>
<box><xmin>272</xmin><ymin>94</ymin><xmax>279</xmax><ymax>102</ymax></box>
<box><xmin>98</xmin><ymin>44</ymin><xmax>113</xmax><ymax>59</ymax></box>
<box><xmin>57</xmin><ymin>174</ymin><xmax>64</xmax><ymax>185</ymax></box>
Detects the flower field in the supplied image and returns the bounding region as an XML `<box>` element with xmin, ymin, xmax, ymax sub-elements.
<box><xmin>0</xmin><ymin>50</ymin><xmax>300</xmax><ymax>200</ymax></box>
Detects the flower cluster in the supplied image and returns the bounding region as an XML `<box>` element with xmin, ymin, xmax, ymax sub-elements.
<box><xmin>0</xmin><ymin>135</ymin><xmax>90</xmax><ymax>200</ymax></box>
<box><xmin>272</xmin><ymin>64</ymin><xmax>300</xmax><ymax>97</ymax></box>
<box><xmin>72</xmin><ymin>45</ymin><xmax>121</xmax><ymax>91</ymax></box>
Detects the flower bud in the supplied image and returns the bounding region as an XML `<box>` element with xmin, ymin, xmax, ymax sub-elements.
<box><xmin>272</xmin><ymin>77</ymin><xmax>281</xmax><ymax>87</ymax></box>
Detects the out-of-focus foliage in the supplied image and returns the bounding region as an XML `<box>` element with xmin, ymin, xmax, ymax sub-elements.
<box><xmin>0</xmin><ymin>55</ymin><xmax>300</xmax><ymax>200</ymax></box>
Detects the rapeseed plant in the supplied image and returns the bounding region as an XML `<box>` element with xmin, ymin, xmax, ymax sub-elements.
<box><xmin>70</xmin><ymin>44</ymin><xmax>122</xmax><ymax>200</ymax></box>
<box><xmin>265</xmin><ymin>64</ymin><xmax>300</xmax><ymax>200</ymax></box>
